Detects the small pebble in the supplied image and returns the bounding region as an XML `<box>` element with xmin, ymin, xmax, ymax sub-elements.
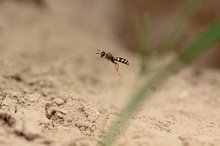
<box><xmin>53</xmin><ymin>98</ymin><xmax>65</xmax><ymax>106</ymax></box>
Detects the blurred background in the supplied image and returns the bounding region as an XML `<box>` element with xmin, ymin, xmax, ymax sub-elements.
<box><xmin>0</xmin><ymin>0</ymin><xmax>219</xmax><ymax>67</ymax></box>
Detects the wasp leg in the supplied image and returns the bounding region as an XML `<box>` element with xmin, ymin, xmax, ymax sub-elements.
<box><xmin>113</xmin><ymin>62</ymin><xmax>122</xmax><ymax>77</ymax></box>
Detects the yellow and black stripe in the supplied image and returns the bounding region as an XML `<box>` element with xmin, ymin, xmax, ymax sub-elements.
<box><xmin>114</xmin><ymin>57</ymin><xmax>129</xmax><ymax>65</ymax></box>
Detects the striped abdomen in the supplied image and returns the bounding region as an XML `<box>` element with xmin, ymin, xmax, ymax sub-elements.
<box><xmin>114</xmin><ymin>57</ymin><xmax>129</xmax><ymax>65</ymax></box>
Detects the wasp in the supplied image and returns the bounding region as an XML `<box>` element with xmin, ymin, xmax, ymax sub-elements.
<box><xmin>96</xmin><ymin>49</ymin><xmax>129</xmax><ymax>77</ymax></box>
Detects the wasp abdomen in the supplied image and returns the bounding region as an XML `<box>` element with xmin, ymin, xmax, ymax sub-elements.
<box><xmin>114</xmin><ymin>57</ymin><xmax>129</xmax><ymax>65</ymax></box>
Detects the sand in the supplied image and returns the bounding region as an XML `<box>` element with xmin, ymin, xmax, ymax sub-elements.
<box><xmin>0</xmin><ymin>1</ymin><xmax>220</xmax><ymax>146</ymax></box>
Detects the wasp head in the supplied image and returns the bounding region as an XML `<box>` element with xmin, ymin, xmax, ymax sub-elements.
<box><xmin>96</xmin><ymin>49</ymin><xmax>105</xmax><ymax>57</ymax></box>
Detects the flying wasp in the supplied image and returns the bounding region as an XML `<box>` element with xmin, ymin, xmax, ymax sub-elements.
<box><xmin>96</xmin><ymin>49</ymin><xmax>129</xmax><ymax>77</ymax></box>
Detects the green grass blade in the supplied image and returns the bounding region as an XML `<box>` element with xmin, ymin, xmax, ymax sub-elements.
<box><xmin>179</xmin><ymin>19</ymin><xmax>220</xmax><ymax>62</ymax></box>
<box><xmin>134</xmin><ymin>12</ymin><xmax>151</xmax><ymax>75</ymax></box>
<box><xmin>143</xmin><ymin>12</ymin><xmax>150</xmax><ymax>53</ymax></box>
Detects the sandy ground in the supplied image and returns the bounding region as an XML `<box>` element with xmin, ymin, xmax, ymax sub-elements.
<box><xmin>0</xmin><ymin>1</ymin><xmax>220</xmax><ymax>146</ymax></box>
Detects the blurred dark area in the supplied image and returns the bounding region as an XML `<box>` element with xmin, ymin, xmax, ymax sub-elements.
<box><xmin>118</xmin><ymin>0</ymin><xmax>220</xmax><ymax>68</ymax></box>
<box><xmin>0</xmin><ymin>0</ymin><xmax>45</xmax><ymax>6</ymax></box>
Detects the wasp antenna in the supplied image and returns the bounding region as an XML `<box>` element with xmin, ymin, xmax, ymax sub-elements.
<box><xmin>96</xmin><ymin>49</ymin><xmax>101</xmax><ymax>54</ymax></box>
<box><xmin>96</xmin><ymin>49</ymin><xmax>100</xmax><ymax>54</ymax></box>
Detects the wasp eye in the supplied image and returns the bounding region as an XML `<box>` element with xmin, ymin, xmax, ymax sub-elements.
<box><xmin>101</xmin><ymin>52</ymin><xmax>105</xmax><ymax>57</ymax></box>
